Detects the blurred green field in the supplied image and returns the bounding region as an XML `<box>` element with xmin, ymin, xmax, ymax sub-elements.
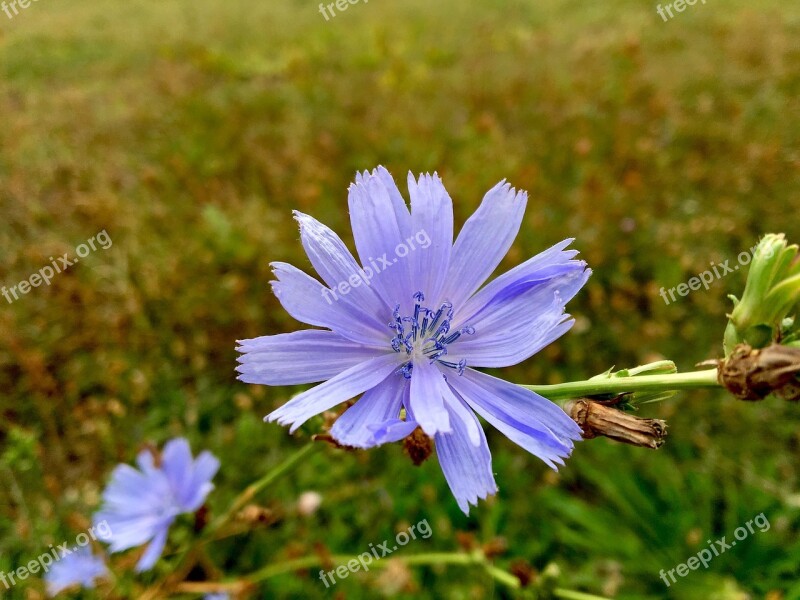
<box><xmin>1</xmin><ymin>0</ymin><xmax>800</xmax><ymax>598</ymax></box>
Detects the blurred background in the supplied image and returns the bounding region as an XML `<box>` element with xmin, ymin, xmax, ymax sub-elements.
<box><xmin>1</xmin><ymin>0</ymin><xmax>799</xmax><ymax>598</ymax></box>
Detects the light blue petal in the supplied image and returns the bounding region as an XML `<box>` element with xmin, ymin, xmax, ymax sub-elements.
<box><xmin>266</xmin><ymin>353</ymin><xmax>404</xmax><ymax>433</ymax></box>
<box><xmin>135</xmin><ymin>448</ymin><xmax>158</xmax><ymax>474</ymax></box>
<box><xmin>455</xmin><ymin>262</ymin><xmax>581</xmax><ymax>327</ymax></box>
<box><xmin>98</xmin><ymin>464</ymin><xmax>152</xmax><ymax>511</ymax></box>
<box><xmin>442</xmin><ymin>180</ymin><xmax>527</xmax><ymax>309</ymax></box>
<box><xmin>293</xmin><ymin>211</ymin><xmax>391</xmax><ymax>323</ymax></box>
<box><xmin>408</xmin><ymin>360</ymin><xmax>451</xmax><ymax>437</ymax></box>
<box><xmin>330</xmin><ymin>375</ymin><xmax>406</xmax><ymax>448</ymax></box>
<box><xmin>160</xmin><ymin>438</ymin><xmax>219</xmax><ymax>511</ymax></box>
<box><xmin>434</xmin><ymin>399</ymin><xmax>497</xmax><ymax>514</ymax></box>
<box><xmin>98</xmin><ymin>462</ymin><xmax>171</xmax><ymax>517</ymax></box>
<box><xmin>348</xmin><ymin>171</ymin><xmax>415</xmax><ymax>312</ymax></box>
<box><xmin>450</xmin><ymin>368</ymin><xmax>582</xmax><ymax>469</ymax></box>
<box><xmin>95</xmin><ymin>509</ymin><xmax>171</xmax><ymax>553</ymax></box>
<box><xmin>94</xmin><ymin>458</ymin><xmax>176</xmax><ymax>553</ymax></box>
<box><xmin>95</xmin><ymin>461</ymin><xmax>173</xmax><ymax>522</ymax></box>
<box><xmin>367</xmin><ymin>418</ymin><xmax>419</xmax><ymax>445</ymax></box>
<box><xmin>181</xmin><ymin>450</ymin><xmax>220</xmax><ymax>512</ymax></box>
<box><xmin>457</xmin><ymin>239</ymin><xmax>581</xmax><ymax>322</ymax></box>
<box><xmin>452</xmin><ymin>301</ymin><xmax>571</xmax><ymax>368</ymax></box>
<box><xmin>441</xmin><ymin>379</ymin><xmax>482</xmax><ymax>446</ymax></box>
<box><xmin>451</xmin><ymin>267</ymin><xmax>590</xmax><ymax>367</ymax></box>
<box><xmin>407</xmin><ymin>172</ymin><xmax>453</xmax><ymax>307</ymax></box>
<box><xmin>134</xmin><ymin>525</ymin><xmax>170</xmax><ymax>572</ymax></box>
<box><xmin>237</xmin><ymin>330</ymin><xmax>384</xmax><ymax>385</ymax></box>
<box><xmin>45</xmin><ymin>547</ymin><xmax>108</xmax><ymax>596</ymax></box>
<box><xmin>160</xmin><ymin>438</ymin><xmax>193</xmax><ymax>505</ymax></box>
<box><xmin>270</xmin><ymin>262</ymin><xmax>387</xmax><ymax>345</ymax></box>
<box><xmin>372</xmin><ymin>166</ymin><xmax>412</xmax><ymax>238</ymax></box>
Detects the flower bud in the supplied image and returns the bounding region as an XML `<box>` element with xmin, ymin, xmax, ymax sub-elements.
<box><xmin>724</xmin><ymin>234</ymin><xmax>800</xmax><ymax>355</ymax></box>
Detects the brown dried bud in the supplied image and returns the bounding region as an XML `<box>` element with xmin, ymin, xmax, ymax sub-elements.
<box><xmin>403</xmin><ymin>426</ymin><xmax>433</xmax><ymax>466</ymax></box>
<box><xmin>718</xmin><ymin>343</ymin><xmax>800</xmax><ymax>401</ymax></box>
<box><xmin>313</xmin><ymin>541</ymin><xmax>334</xmax><ymax>570</ymax></box>
<box><xmin>509</xmin><ymin>559</ymin><xmax>536</xmax><ymax>588</ymax></box>
<box><xmin>564</xmin><ymin>399</ymin><xmax>668</xmax><ymax>449</ymax></box>
<box><xmin>482</xmin><ymin>537</ymin><xmax>508</xmax><ymax>560</ymax></box>
<box><xmin>236</xmin><ymin>504</ymin><xmax>276</xmax><ymax>526</ymax></box>
<box><xmin>193</xmin><ymin>504</ymin><xmax>210</xmax><ymax>532</ymax></box>
<box><xmin>455</xmin><ymin>531</ymin><xmax>477</xmax><ymax>552</ymax></box>
<box><xmin>776</xmin><ymin>379</ymin><xmax>800</xmax><ymax>401</ymax></box>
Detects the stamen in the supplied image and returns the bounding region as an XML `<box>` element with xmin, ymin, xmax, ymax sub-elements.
<box><xmin>428</xmin><ymin>346</ymin><xmax>447</xmax><ymax>362</ymax></box>
<box><xmin>390</xmin><ymin>295</ymin><xmax>474</xmax><ymax>377</ymax></box>
<box><xmin>442</xmin><ymin>331</ymin><xmax>461</xmax><ymax>345</ymax></box>
<box><xmin>398</xmin><ymin>362</ymin><xmax>414</xmax><ymax>379</ymax></box>
<box><xmin>426</xmin><ymin>301</ymin><xmax>452</xmax><ymax>336</ymax></box>
<box><xmin>420</xmin><ymin>309</ymin><xmax>430</xmax><ymax>336</ymax></box>
<box><xmin>402</xmin><ymin>333</ymin><xmax>414</xmax><ymax>353</ymax></box>
<box><xmin>436</xmin><ymin>321</ymin><xmax>451</xmax><ymax>337</ymax></box>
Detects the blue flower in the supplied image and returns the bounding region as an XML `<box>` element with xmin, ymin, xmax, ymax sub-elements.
<box><xmin>44</xmin><ymin>546</ymin><xmax>108</xmax><ymax>596</ymax></box>
<box><xmin>204</xmin><ymin>594</ymin><xmax>231</xmax><ymax>600</ymax></box>
<box><xmin>93</xmin><ymin>438</ymin><xmax>220</xmax><ymax>571</ymax></box>
<box><xmin>237</xmin><ymin>167</ymin><xmax>590</xmax><ymax>513</ymax></box>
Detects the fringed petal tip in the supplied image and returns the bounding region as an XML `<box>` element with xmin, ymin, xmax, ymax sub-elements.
<box><xmin>459</xmin><ymin>484</ymin><xmax>499</xmax><ymax>515</ymax></box>
<box><xmin>435</xmin><ymin>401</ymin><xmax>497</xmax><ymax>515</ymax></box>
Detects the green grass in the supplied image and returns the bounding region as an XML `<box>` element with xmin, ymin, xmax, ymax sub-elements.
<box><xmin>1</xmin><ymin>0</ymin><xmax>800</xmax><ymax>598</ymax></box>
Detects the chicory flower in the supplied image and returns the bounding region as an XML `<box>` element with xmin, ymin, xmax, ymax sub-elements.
<box><xmin>93</xmin><ymin>438</ymin><xmax>219</xmax><ymax>571</ymax></box>
<box><xmin>238</xmin><ymin>167</ymin><xmax>590</xmax><ymax>512</ymax></box>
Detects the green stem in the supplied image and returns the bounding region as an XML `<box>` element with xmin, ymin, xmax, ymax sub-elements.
<box><xmin>242</xmin><ymin>551</ymin><xmax>609</xmax><ymax>598</ymax></box>
<box><xmin>524</xmin><ymin>368</ymin><xmax>720</xmax><ymax>401</ymax></box>
<box><xmin>246</xmin><ymin>551</ymin><xmax>484</xmax><ymax>584</ymax></box>
<box><xmin>554</xmin><ymin>589</ymin><xmax>612</xmax><ymax>600</ymax></box>
<box><xmin>206</xmin><ymin>442</ymin><xmax>321</xmax><ymax>537</ymax></box>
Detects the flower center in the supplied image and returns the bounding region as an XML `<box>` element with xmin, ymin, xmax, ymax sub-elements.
<box><xmin>389</xmin><ymin>292</ymin><xmax>475</xmax><ymax>379</ymax></box>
